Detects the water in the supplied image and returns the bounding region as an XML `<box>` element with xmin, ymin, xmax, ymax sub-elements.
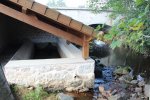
<box><xmin>101</xmin><ymin>47</ymin><xmax>150</xmax><ymax>82</ymax></box>
<box><xmin>66</xmin><ymin>47</ymin><xmax>150</xmax><ymax>99</ymax></box>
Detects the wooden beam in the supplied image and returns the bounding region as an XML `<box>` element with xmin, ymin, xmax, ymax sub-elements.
<box><xmin>82</xmin><ymin>35</ymin><xmax>89</xmax><ymax>59</ymax></box>
<box><xmin>0</xmin><ymin>4</ymin><xmax>83</xmax><ymax>46</ymax></box>
<box><xmin>22</xmin><ymin>7</ymin><xmax>27</xmax><ymax>14</ymax></box>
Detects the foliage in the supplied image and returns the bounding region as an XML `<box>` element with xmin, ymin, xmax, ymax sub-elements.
<box><xmin>23</xmin><ymin>86</ymin><xmax>48</xmax><ymax>100</ymax></box>
<box><xmin>47</xmin><ymin>0</ymin><xmax>66</xmax><ymax>8</ymax></box>
<box><xmin>10</xmin><ymin>84</ymin><xmax>19</xmax><ymax>93</ymax></box>
<box><xmin>88</xmin><ymin>0</ymin><xmax>150</xmax><ymax>56</ymax></box>
<box><xmin>94</xmin><ymin>25</ymin><xmax>105</xmax><ymax>41</ymax></box>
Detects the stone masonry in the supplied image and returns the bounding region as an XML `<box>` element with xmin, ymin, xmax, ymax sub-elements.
<box><xmin>4</xmin><ymin>58</ymin><xmax>94</xmax><ymax>91</ymax></box>
<box><xmin>4</xmin><ymin>40</ymin><xmax>95</xmax><ymax>91</ymax></box>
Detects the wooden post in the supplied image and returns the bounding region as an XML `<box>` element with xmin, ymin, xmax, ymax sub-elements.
<box><xmin>82</xmin><ymin>35</ymin><xmax>89</xmax><ymax>59</ymax></box>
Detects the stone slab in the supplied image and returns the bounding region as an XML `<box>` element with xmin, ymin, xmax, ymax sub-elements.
<box><xmin>4</xmin><ymin>58</ymin><xmax>94</xmax><ymax>91</ymax></box>
<box><xmin>4</xmin><ymin>40</ymin><xmax>95</xmax><ymax>91</ymax></box>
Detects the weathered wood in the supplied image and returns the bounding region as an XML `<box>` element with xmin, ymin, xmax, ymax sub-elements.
<box><xmin>70</xmin><ymin>20</ymin><xmax>83</xmax><ymax>31</ymax></box>
<box><xmin>8</xmin><ymin>0</ymin><xmax>94</xmax><ymax>39</ymax></box>
<box><xmin>57</xmin><ymin>14</ymin><xmax>72</xmax><ymax>26</ymax></box>
<box><xmin>22</xmin><ymin>7</ymin><xmax>27</xmax><ymax>14</ymax></box>
<box><xmin>82</xmin><ymin>35</ymin><xmax>89</xmax><ymax>59</ymax></box>
<box><xmin>31</xmin><ymin>2</ymin><xmax>47</xmax><ymax>14</ymax></box>
<box><xmin>81</xmin><ymin>25</ymin><xmax>94</xmax><ymax>36</ymax></box>
<box><xmin>45</xmin><ymin>8</ymin><xmax>59</xmax><ymax>21</ymax></box>
<box><xmin>0</xmin><ymin>4</ymin><xmax>83</xmax><ymax>46</ymax></box>
<box><xmin>9</xmin><ymin>0</ymin><xmax>18</xmax><ymax>3</ymax></box>
<box><xmin>18</xmin><ymin>0</ymin><xmax>33</xmax><ymax>9</ymax></box>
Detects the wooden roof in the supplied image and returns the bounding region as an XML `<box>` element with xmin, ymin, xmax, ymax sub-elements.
<box><xmin>0</xmin><ymin>0</ymin><xmax>95</xmax><ymax>59</ymax></box>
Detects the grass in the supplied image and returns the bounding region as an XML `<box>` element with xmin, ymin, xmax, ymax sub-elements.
<box><xmin>10</xmin><ymin>84</ymin><xmax>58</xmax><ymax>100</ymax></box>
<box><xmin>23</xmin><ymin>85</ymin><xmax>48</xmax><ymax>100</ymax></box>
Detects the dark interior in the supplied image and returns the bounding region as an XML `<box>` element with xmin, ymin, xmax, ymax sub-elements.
<box><xmin>0</xmin><ymin>13</ymin><xmax>60</xmax><ymax>67</ymax></box>
<box><xmin>33</xmin><ymin>43</ymin><xmax>60</xmax><ymax>59</ymax></box>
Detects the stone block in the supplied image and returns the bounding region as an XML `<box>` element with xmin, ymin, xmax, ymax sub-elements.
<box><xmin>144</xmin><ymin>84</ymin><xmax>150</xmax><ymax>98</ymax></box>
<box><xmin>4</xmin><ymin>58</ymin><xmax>94</xmax><ymax>91</ymax></box>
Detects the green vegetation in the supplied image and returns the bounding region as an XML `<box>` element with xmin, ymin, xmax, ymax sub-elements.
<box><xmin>10</xmin><ymin>85</ymin><xmax>57</xmax><ymax>100</ymax></box>
<box><xmin>89</xmin><ymin>0</ymin><xmax>150</xmax><ymax>56</ymax></box>
<box><xmin>23</xmin><ymin>86</ymin><xmax>48</xmax><ymax>100</ymax></box>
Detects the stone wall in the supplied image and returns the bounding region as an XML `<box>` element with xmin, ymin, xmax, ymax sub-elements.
<box><xmin>5</xmin><ymin>58</ymin><xmax>94</xmax><ymax>91</ymax></box>
<box><xmin>4</xmin><ymin>41</ymin><xmax>95</xmax><ymax>91</ymax></box>
<box><xmin>11</xmin><ymin>42</ymin><xmax>34</xmax><ymax>60</ymax></box>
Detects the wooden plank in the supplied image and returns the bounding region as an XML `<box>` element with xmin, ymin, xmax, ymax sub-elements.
<box><xmin>8</xmin><ymin>0</ymin><xmax>94</xmax><ymax>38</ymax></box>
<box><xmin>22</xmin><ymin>7</ymin><xmax>27</xmax><ymax>14</ymax></box>
<box><xmin>9</xmin><ymin>0</ymin><xmax>18</xmax><ymax>3</ymax></box>
<box><xmin>45</xmin><ymin>8</ymin><xmax>59</xmax><ymax>21</ymax></box>
<box><xmin>70</xmin><ymin>20</ymin><xmax>83</xmax><ymax>31</ymax></box>
<box><xmin>0</xmin><ymin>4</ymin><xmax>83</xmax><ymax>46</ymax></box>
<box><xmin>31</xmin><ymin>2</ymin><xmax>47</xmax><ymax>14</ymax></box>
<box><xmin>18</xmin><ymin>0</ymin><xmax>33</xmax><ymax>8</ymax></box>
<box><xmin>81</xmin><ymin>25</ymin><xmax>94</xmax><ymax>36</ymax></box>
<box><xmin>82</xmin><ymin>35</ymin><xmax>89</xmax><ymax>59</ymax></box>
<box><xmin>57</xmin><ymin>14</ymin><xmax>72</xmax><ymax>26</ymax></box>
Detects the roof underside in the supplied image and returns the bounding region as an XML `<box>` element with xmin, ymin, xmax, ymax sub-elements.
<box><xmin>0</xmin><ymin>0</ymin><xmax>94</xmax><ymax>59</ymax></box>
<box><xmin>1</xmin><ymin>0</ymin><xmax>95</xmax><ymax>42</ymax></box>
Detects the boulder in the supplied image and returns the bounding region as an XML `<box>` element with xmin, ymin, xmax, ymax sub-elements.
<box><xmin>144</xmin><ymin>84</ymin><xmax>150</xmax><ymax>98</ymax></box>
<box><xmin>57</xmin><ymin>93</ymin><xmax>74</xmax><ymax>100</ymax></box>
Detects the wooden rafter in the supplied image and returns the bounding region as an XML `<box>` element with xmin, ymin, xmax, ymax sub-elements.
<box><xmin>0</xmin><ymin>4</ymin><xmax>83</xmax><ymax>46</ymax></box>
<box><xmin>9</xmin><ymin>0</ymin><xmax>96</xmax><ymax>37</ymax></box>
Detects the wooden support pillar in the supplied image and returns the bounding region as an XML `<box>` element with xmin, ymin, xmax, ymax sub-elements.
<box><xmin>82</xmin><ymin>35</ymin><xmax>89</xmax><ymax>59</ymax></box>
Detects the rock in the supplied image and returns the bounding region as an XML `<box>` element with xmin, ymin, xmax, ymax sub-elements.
<box><xmin>93</xmin><ymin>95</ymin><xmax>98</xmax><ymax>100</ymax></box>
<box><xmin>114</xmin><ymin>66</ymin><xmax>131</xmax><ymax>75</ymax></box>
<box><xmin>131</xmin><ymin>93</ymin><xmax>137</xmax><ymax>98</ymax></box>
<box><xmin>138</xmin><ymin>81</ymin><xmax>145</xmax><ymax>87</ymax></box>
<box><xmin>118</xmin><ymin>76</ymin><xmax>124</xmax><ymax>81</ymax></box>
<box><xmin>57</xmin><ymin>93</ymin><xmax>74</xmax><ymax>100</ymax></box>
<box><xmin>135</xmin><ymin>87</ymin><xmax>142</xmax><ymax>93</ymax></box>
<box><xmin>120</xmin><ymin>92</ymin><xmax>126</xmax><ymax>98</ymax></box>
<box><xmin>97</xmin><ymin>98</ymin><xmax>107</xmax><ymax>100</ymax></box>
<box><xmin>119</xmin><ymin>75</ymin><xmax>132</xmax><ymax>82</ymax></box>
<box><xmin>106</xmin><ymin>91</ymin><xmax>112</xmax><ymax>97</ymax></box>
<box><xmin>27</xmin><ymin>86</ymin><xmax>34</xmax><ymax>90</ymax></box>
<box><xmin>144</xmin><ymin>84</ymin><xmax>150</xmax><ymax>98</ymax></box>
<box><xmin>97</xmin><ymin>93</ymin><xmax>103</xmax><ymax>98</ymax></box>
<box><xmin>99</xmin><ymin>86</ymin><xmax>105</xmax><ymax>93</ymax></box>
<box><xmin>69</xmin><ymin>80</ymin><xmax>82</xmax><ymax>87</ymax></box>
<box><xmin>65</xmin><ymin>87</ymin><xmax>74</xmax><ymax>92</ymax></box>
<box><xmin>79</xmin><ymin>88</ymin><xmax>89</xmax><ymax>92</ymax></box>
<box><xmin>137</xmin><ymin>75</ymin><xmax>144</xmax><ymax>82</ymax></box>
<box><xmin>111</xmin><ymin>89</ymin><xmax>117</xmax><ymax>95</ymax></box>
<box><xmin>129</xmin><ymin>97</ymin><xmax>141</xmax><ymax>100</ymax></box>
<box><xmin>130</xmin><ymin>80</ymin><xmax>138</xmax><ymax>85</ymax></box>
<box><xmin>108</xmin><ymin>94</ymin><xmax>120</xmax><ymax>100</ymax></box>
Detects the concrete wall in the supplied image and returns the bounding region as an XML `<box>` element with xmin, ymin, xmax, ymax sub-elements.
<box><xmin>11</xmin><ymin>42</ymin><xmax>34</xmax><ymax>60</ymax></box>
<box><xmin>57</xmin><ymin>9</ymin><xmax>112</xmax><ymax>26</ymax></box>
<box><xmin>57</xmin><ymin>39</ymin><xmax>82</xmax><ymax>58</ymax></box>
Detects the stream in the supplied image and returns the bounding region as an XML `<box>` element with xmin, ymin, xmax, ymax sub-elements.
<box><xmin>64</xmin><ymin>45</ymin><xmax>150</xmax><ymax>100</ymax></box>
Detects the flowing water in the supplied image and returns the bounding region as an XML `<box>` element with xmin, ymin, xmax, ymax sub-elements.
<box><xmin>65</xmin><ymin>47</ymin><xmax>150</xmax><ymax>99</ymax></box>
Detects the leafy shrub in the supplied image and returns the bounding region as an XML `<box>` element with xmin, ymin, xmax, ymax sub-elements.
<box><xmin>88</xmin><ymin>0</ymin><xmax>150</xmax><ymax>56</ymax></box>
